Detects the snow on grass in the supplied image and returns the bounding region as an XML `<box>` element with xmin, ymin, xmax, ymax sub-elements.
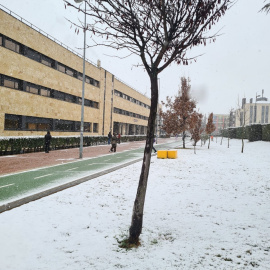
<box><xmin>0</xmin><ymin>139</ymin><xmax>269</xmax><ymax>270</ymax></box>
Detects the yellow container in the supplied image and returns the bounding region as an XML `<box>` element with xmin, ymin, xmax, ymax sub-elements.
<box><xmin>157</xmin><ymin>150</ymin><xmax>168</xmax><ymax>159</ymax></box>
<box><xmin>167</xmin><ymin>150</ymin><xmax>178</xmax><ymax>159</ymax></box>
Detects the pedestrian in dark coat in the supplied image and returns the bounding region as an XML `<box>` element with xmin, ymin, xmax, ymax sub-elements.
<box><xmin>108</xmin><ymin>131</ymin><xmax>112</xmax><ymax>144</ymax></box>
<box><xmin>44</xmin><ymin>131</ymin><xmax>52</xmax><ymax>153</ymax></box>
<box><xmin>110</xmin><ymin>133</ymin><xmax>117</xmax><ymax>152</ymax></box>
<box><xmin>152</xmin><ymin>137</ymin><xmax>157</xmax><ymax>153</ymax></box>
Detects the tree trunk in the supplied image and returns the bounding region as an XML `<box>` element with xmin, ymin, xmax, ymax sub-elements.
<box><xmin>208</xmin><ymin>136</ymin><xmax>210</xmax><ymax>149</ymax></box>
<box><xmin>228</xmin><ymin>136</ymin><xmax>230</xmax><ymax>148</ymax></box>
<box><xmin>241</xmin><ymin>137</ymin><xmax>244</xmax><ymax>153</ymax></box>
<box><xmin>182</xmin><ymin>131</ymin><xmax>186</xmax><ymax>148</ymax></box>
<box><xmin>128</xmin><ymin>75</ymin><xmax>158</xmax><ymax>244</ymax></box>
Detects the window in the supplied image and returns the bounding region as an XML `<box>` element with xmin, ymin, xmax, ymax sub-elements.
<box><xmin>4</xmin><ymin>38</ymin><xmax>20</xmax><ymax>53</ymax></box>
<box><xmin>53</xmin><ymin>91</ymin><xmax>65</xmax><ymax>101</ymax></box>
<box><xmin>40</xmin><ymin>88</ymin><xmax>51</xmax><ymax>97</ymax></box>
<box><xmin>93</xmin><ymin>123</ymin><xmax>98</xmax><ymax>133</ymax></box>
<box><xmin>3</xmin><ymin>76</ymin><xmax>20</xmax><ymax>89</ymax></box>
<box><xmin>26</xmin><ymin>83</ymin><xmax>39</xmax><ymax>95</ymax></box>
<box><xmin>261</xmin><ymin>106</ymin><xmax>265</xmax><ymax>124</ymax></box>
<box><xmin>266</xmin><ymin>106</ymin><xmax>269</xmax><ymax>124</ymax></box>
<box><xmin>94</xmin><ymin>80</ymin><xmax>99</xmax><ymax>87</ymax></box>
<box><xmin>0</xmin><ymin>35</ymin><xmax>2</xmax><ymax>46</ymax></box>
<box><xmin>27</xmin><ymin>123</ymin><xmax>37</xmax><ymax>130</ymax></box>
<box><xmin>66</xmin><ymin>67</ymin><xmax>74</xmax><ymax>76</ymax></box>
<box><xmin>25</xmin><ymin>116</ymin><xmax>51</xmax><ymax>131</ymax></box>
<box><xmin>55</xmin><ymin>120</ymin><xmax>74</xmax><ymax>131</ymax></box>
<box><xmin>57</xmin><ymin>63</ymin><xmax>66</xmax><ymax>73</ymax></box>
<box><xmin>65</xmin><ymin>93</ymin><xmax>75</xmax><ymax>103</ymax></box>
<box><xmin>84</xmin><ymin>99</ymin><xmax>91</xmax><ymax>107</ymax></box>
<box><xmin>250</xmin><ymin>106</ymin><xmax>253</xmax><ymax>124</ymax></box>
<box><xmin>78</xmin><ymin>73</ymin><xmax>83</xmax><ymax>81</ymax></box>
<box><xmin>85</xmin><ymin>77</ymin><xmax>90</xmax><ymax>84</ymax></box>
<box><xmin>26</xmin><ymin>48</ymin><xmax>41</xmax><ymax>62</ymax></box>
<box><xmin>254</xmin><ymin>106</ymin><xmax>257</xmax><ymax>123</ymax></box>
<box><xmin>4</xmin><ymin>114</ymin><xmax>21</xmax><ymax>130</ymax></box>
<box><xmin>84</xmin><ymin>122</ymin><xmax>91</xmax><ymax>132</ymax></box>
<box><xmin>41</xmin><ymin>55</ymin><xmax>54</xmax><ymax>67</ymax></box>
<box><xmin>37</xmin><ymin>123</ymin><xmax>50</xmax><ymax>131</ymax></box>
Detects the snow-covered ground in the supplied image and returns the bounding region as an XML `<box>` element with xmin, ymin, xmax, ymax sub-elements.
<box><xmin>0</xmin><ymin>139</ymin><xmax>269</xmax><ymax>270</ymax></box>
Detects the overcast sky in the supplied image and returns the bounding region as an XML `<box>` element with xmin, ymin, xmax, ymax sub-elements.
<box><xmin>1</xmin><ymin>0</ymin><xmax>269</xmax><ymax>115</ymax></box>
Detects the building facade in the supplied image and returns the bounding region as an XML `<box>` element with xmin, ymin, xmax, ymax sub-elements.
<box><xmin>0</xmin><ymin>7</ymin><xmax>151</xmax><ymax>137</ymax></box>
<box><xmin>213</xmin><ymin>114</ymin><xmax>229</xmax><ymax>135</ymax></box>
<box><xmin>235</xmin><ymin>94</ymin><xmax>270</xmax><ymax>127</ymax></box>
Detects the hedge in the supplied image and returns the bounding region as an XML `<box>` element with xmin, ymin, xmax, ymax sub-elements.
<box><xmin>0</xmin><ymin>135</ymin><xmax>147</xmax><ymax>156</ymax></box>
<box><xmin>221</xmin><ymin>124</ymin><xmax>270</xmax><ymax>142</ymax></box>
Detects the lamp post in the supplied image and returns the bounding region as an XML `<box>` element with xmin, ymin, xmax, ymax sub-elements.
<box><xmin>156</xmin><ymin>78</ymin><xmax>160</xmax><ymax>144</ymax></box>
<box><xmin>75</xmin><ymin>0</ymin><xmax>86</xmax><ymax>159</ymax></box>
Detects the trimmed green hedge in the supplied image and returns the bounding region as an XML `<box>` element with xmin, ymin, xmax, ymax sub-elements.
<box><xmin>0</xmin><ymin>135</ymin><xmax>147</xmax><ymax>156</ymax></box>
<box><xmin>262</xmin><ymin>125</ymin><xmax>270</xmax><ymax>141</ymax></box>
<box><xmin>221</xmin><ymin>124</ymin><xmax>270</xmax><ymax>142</ymax></box>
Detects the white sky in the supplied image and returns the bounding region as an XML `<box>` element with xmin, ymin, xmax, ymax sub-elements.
<box><xmin>0</xmin><ymin>0</ymin><xmax>269</xmax><ymax>115</ymax></box>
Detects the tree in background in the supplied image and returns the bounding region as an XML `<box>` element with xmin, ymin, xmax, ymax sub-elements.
<box><xmin>65</xmin><ymin>0</ymin><xmax>233</xmax><ymax>246</ymax></box>
<box><xmin>236</xmin><ymin>99</ymin><xmax>249</xmax><ymax>153</ymax></box>
<box><xmin>160</xmin><ymin>77</ymin><xmax>197</xmax><ymax>148</ymax></box>
<box><xmin>227</xmin><ymin>108</ymin><xmax>235</xmax><ymax>148</ymax></box>
<box><xmin>205</xmin><ymin>113</ymin><xmax>216</xmax><ymax>149</ymax></box>
<box><xmin>189</xmin><ymin>112</ymin><xmax>203</xmax><ymax>154</ymax></box>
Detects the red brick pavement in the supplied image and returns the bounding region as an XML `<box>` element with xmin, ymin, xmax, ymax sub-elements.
<box><xmin>0</xmin><ymin>138</ymin><xmax>172</xmax><ymax>176</ymax></box>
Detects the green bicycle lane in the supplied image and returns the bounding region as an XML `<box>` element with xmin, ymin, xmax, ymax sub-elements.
<box><xmin>0</xmin><ymin>140</ymin><xmax>181</xmax><ymax>212</ymax></box>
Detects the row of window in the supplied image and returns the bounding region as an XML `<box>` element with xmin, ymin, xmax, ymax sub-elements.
<box><xmin>0</xmin><ymin>74</ymin><xmax>99</xmax><ymax>109</ymax></box>
<box><xmin>114</xmin><ymin>107</ymin><xmax>148</xmax><ymax>121</ymax></box>
<box><xmin>249</xmin><ymin>105</ymin><xmax>269</xmax><ymax>124</ymax></box>
<box><xmin>0</xmin><ymin>33</ymin><xmax>100</xmax><ymax>87</ymax></box>
<box><xmin>114</xmin><ymin>89</ymin><xmax>150</xmax><ymax>109</ymax></box>
<box><xmin>5</xmin><ymin>114</ymin><xmax>98</xmax><ymax>133</ymax></box>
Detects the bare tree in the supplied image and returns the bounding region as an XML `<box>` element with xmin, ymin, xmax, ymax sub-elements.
<box><xmin>205</xmin><ymin>112</ymin><xmax>216</xmax><ymax>149</ymax></box>
<box><xmin>260</xmin><ymin>1</ymin><xmax>270</xmax><ymax>14</ymax></box>
<box><xmin>189</xmin><ymin>112</ymin><xmax>203</xmax><ymax>154</ymax></box>
<box><xmin>65</xmin><ymin>0</ymin><xmax>233</xmax><ymax>246</ymax></box>
<box><xmin>235</xmin><ymin>99</ymin><xmax>249</xmax><ymax>153</ymax></box>
<box><xmin>227</xmin><ymin>108</ymin><xmax>235</xmax><ymax>148</ymax></box>
<box><xmin>220</xmin><ymin>116</ymin><xmax>227</xmax><ymax>145</ymax></box>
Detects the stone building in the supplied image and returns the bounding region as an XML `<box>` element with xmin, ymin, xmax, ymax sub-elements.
<box><xmin>0</xmin><ymin>6</ymin><xmax>152</xmax><ymax>137</ymax></box>
<box><xmin>235</xmin><ymin>91</ymin><xmax>270</xmax><ymax>127</ymax></box>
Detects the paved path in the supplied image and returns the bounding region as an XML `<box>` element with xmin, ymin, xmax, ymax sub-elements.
<box><xmin>0</xmin><ymin>138</ymin><xmax>184</xmax><ymax>212</ymax></box>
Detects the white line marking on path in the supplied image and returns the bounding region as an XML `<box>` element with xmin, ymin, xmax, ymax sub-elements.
<box><xmin>89</xmin><ymin>163</ymin><xmax>118</xmax><ymax>165</ymax></box>
<box><xmin>0</xmin><ymin>183</ymin><xmax>15</xmax><ymax>189</ymax></box>
<box><xmin>34</xmin><ymin>174</ymin><xmax>53</xmax><ymax>179</ymax></box>
<box><xmin>66</xmin><ymin>167</ymin><xmax>79</xmax><ymax>171</ymax></box>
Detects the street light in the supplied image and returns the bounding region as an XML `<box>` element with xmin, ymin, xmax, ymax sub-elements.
<box><xmin>75</xmin><ymin>0</ymin><xmax>86</xmax><ymax>159</ymax></box>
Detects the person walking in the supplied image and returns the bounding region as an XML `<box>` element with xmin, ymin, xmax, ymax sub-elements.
<box><xmin>117</xmin><ymin>133</ymin><xmax>121</xmax><ymax>144</ymax></box>
<box><xmin>44</xmin><ymin>131</ymin><xmax>52</xmax><ymax>153</ymax></box>
<box><xmin>110</xmin><ymin>133</ymin><xmax>117</xmax><ymax>152</ymax></box>
<box><xmin>108</xmin><ymin>131</ymin><xmax>112</xmax><ymax>144</ymax></box>
<box><xmin>152</xmin><ymin>137</ymin><xmax>157</xmax><ymax>153</ymax></box>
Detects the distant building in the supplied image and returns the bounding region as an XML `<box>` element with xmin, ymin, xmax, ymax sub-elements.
<box><xmin>213</xmin><ymin>114</ymin><xmax>229</xmax><ymax>135</ymax></box>
<box><xmin>235</xmin><ymin>90</ymin><xmax>270</xmax><ymax>127</ymax></box>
